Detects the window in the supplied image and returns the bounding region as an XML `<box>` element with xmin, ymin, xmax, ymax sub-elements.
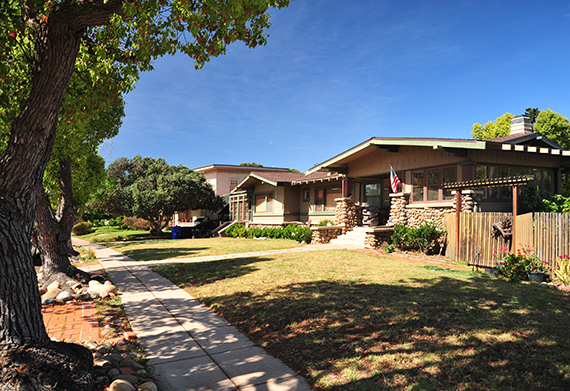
<box><xmin>412</xmin><ymin>166</ymin><xmax>456</xmax><ymax>203</ymax></box>
<box><xmin>302</xmin><ymin>188</ymin><xmax>310</xmax><ymax>202</ymax></box>
<box><xmin>475</xmin><ymin>165</ymin><xmax>553</xmax><ymax>200</ymax></box>
<box><xmin>229</xmin><ymin>179</ymin><xmax>239</xmax><ymax>192</ymax></box>
<box><xmin>315</xmin><ymin>187</ymin><xmax>342</xmax><ymax>212</ymax></box>
<box><xmin>254</xmin><ymin>192</ymin><xmax>273</xmax><ymax>213</ymax></box>
<box><xmin>412</xmin><ymin>171</ymin><xmax>424</xmax><ymax>202</ymax></box>
<box><xmin>364</xmin><ymin>182</ymin><xmax>382</xmax><ymax>207</ymax></box>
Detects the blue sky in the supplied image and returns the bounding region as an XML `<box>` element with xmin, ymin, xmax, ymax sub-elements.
<box><xmin>107</xmin><ymin>0</ymin><xmax>570</xmax><ymax>172</ymax></box>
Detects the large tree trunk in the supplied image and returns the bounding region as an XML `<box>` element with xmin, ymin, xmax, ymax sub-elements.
<box><xmin>35</xmin><ymin>157</ymin><xmax>82</xmax><ymax>287</ymax></box>
<box><xmin>0</xmin><ymin>1</ymin><xmax>122</xmax><ymax>387</ymax></box>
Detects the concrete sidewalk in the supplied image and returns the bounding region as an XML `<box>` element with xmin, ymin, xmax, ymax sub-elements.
<box><xmin>78</xmin><ymin>241</ymin><xmax>357</xmax><ymax>390</ymax></box>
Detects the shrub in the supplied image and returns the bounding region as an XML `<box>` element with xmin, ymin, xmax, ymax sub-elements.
<box><xmin>391</xmin><ymin>224</ymin><xmax>410</xmax><ymax>249</ymax></box>
<box><xmin>287</xmin><ymin>225</ymin><xmax>312</xmax><ymax>244</ymax></box>
<box><xmin>122</xmin><ymin>216</ymin><xmax>152</xmax><ymax>231</ymax></box>
<box><xmin>318</xmin><ymin>219</ymin><xmax>334</xmax><ymax>226</ymax></box>
<box><xmin>493</xmin><ymin>246</ymin><xmax>547</xmax><ymax>281</ymax></box>
<box><xmin>379</xmin><ymin>241</ymin><xmax>395</xmax><ymax>253</ymax></box>
<box><xmin>391</xmin><ymin>223</ymin><xmax>445</xmax><ymax>254</ymax></box>
<box><xmin>225</xmin><ymin>223</ymin><xmax>247</xmax><ymax>238</ymax></box>
<box><xmin>72</xmin><ymin>221</ymin><xmax>92</xmax><ymax>236</ymax></box>
<box><xmin>555</xmin><ymin>255</ymin><xmax>570</xmax><ymax>286</ymax></box>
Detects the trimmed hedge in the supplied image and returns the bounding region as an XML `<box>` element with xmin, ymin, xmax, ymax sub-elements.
<box><xmin>225</xmin><ymin>224</ymin><xmax>312</xmax><ymax>243</ymax></box>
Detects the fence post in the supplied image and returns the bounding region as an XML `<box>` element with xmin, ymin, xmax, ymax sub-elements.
<box><xmin>512</xmin><ymin>186</ymin><xmax>518</xmax><ymax>253</ymax></box>
<box><xmin>455</xmin><ymin>191</ymin><xmax>462</xmax><ymax>261</ymax></box>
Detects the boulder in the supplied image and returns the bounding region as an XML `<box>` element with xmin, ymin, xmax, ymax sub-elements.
<box><xmin>109</xmin><ymin>379</ymin><xmax>136</xmax><ymax>391</ymax></box>
<box><xmin>87</xmin><ymin>280</ymin><xmax>118</xmax><ymax>298</ymax></box>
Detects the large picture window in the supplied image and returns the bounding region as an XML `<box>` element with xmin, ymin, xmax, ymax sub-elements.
<box><xmin>476</xmin><ymin>165</ymin><xmax>553</xmax><ymax>199</ymax></box>
<box><xmin>315</xmin><ymin>187</ymin><xmax>342</xmax><ymax>212</ymax></box>
<box><xmin>412</xmin><ymin>166</ymin><xmax>456</xmax><ymax>203</ymax></box>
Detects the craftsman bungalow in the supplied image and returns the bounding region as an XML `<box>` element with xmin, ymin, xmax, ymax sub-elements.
<box><xmin>230</xmin><ymin>116</ymin><xmax>570</xmax><ymax>233</ymax></box>
<box><xmin>306</xmin><ymin>115</ymin><xmax>570</xmax><ymax>229</ymax></box>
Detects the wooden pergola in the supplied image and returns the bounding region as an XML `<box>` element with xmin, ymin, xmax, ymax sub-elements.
<box><xmin>442</xmin><ymin>175</ymin><xmax>534</xmax><ymax>261</ymax></box>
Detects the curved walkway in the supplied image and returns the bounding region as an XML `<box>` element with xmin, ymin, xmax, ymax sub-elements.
<box><xmin>77</xmin><ymin>239</ymin><xmax>361</xmax><ymax>391</ymax></box>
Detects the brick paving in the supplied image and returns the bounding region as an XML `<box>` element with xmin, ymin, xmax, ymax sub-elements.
<box><xmin>42</xmin><ymin>301</ymin><xmax>100</xmax><ymax>342</ymax></box>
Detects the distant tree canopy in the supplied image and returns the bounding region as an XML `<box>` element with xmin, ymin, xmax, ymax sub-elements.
<box><xmin>104</xmin><ymin>156</ymin><xmax>224</xmax><ymax>235</ymax></box>
<box><xmin>472</xmin><ymin>112</ymin><xmax>515</xmax><ymax>140</ymax></box>
<box><xmin>240</xmin><ymin>162</ymin><xmax>264</xmax><ymax>167</ymax></box>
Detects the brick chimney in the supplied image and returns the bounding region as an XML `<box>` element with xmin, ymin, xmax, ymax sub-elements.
<box><xmin>510</xmin><ymin>115</ymin><xmax>533</xmax><ymax>135</ymax></box>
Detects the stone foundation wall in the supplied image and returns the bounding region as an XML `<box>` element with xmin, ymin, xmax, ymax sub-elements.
<box><xmin>405</xmin><ymin>207</ymin><xmax>451</xmax><ymax>231</ymax></box>
<box><xmin>364</xmin><ymin>228</ymin><xmax>394</xmax><ymax>248</ymax></box>
<box><xmin>388</xmin><ymin>193</ymin><xmax>409</xmax><ymax>226</ymax></box>
<box><xmin>334</xmin><ymin>197</ymin><xmax>362</xmax><ymax>234</ymax></box>
<box><xmin>311</xmin><ymin>226</ymin><xmax>343</xmax><ymax>244</ymax></box>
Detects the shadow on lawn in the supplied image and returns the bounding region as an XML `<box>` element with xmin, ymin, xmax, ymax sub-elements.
<box><xmin>199</xmin><ymin>275</ymin><xmax>570</xmax><ymax>390</ymax></box>
<box><xmin>117</xmin><ymin>247</ymin><xmax>210</xmax><ymax>261</ymax></box>
<box><xmin>151</xmin><ymin>257</ymin><xmax>274</xmax><ymax>287</ymax></box>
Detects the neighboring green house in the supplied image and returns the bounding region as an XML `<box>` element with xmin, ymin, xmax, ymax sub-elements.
<box><xmin>229</xmin><ymin>171</ymin><xmax>344</xmax><ymax>225</ymax></box>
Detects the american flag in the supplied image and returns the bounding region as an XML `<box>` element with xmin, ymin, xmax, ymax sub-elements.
<box><xmin>390</xmin><ymin>165</ymin><xmax>401</xmax><ymax>193</ymax></box>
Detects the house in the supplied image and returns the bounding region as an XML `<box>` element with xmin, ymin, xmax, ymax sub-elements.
<box><xmin>229</xmin><ymin>171</ymin><xmax>344</xmax><ymax>225</ymax></box>
<box><xmin>224</xmin><ymin>116</ymin><xmax>570</xmax><ymax>241</ymax></box>
<box><xmin>174</xmin><ymin>164</ymin><xmax>290</xmax><ymax>225</ymax></box>
<box><xmin>306</xmin><ymin>115</ymin><xmax>570</xmax><ymax>230</ymax></box>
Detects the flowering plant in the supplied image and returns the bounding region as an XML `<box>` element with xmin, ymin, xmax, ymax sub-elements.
<box><xmin>493</xmin><ymin>246</ymin><xmax>548</xmax><ymax>281</ymax></box>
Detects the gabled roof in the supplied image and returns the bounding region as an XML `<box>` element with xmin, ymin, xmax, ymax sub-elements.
<box><xmin>306</xmin><ymin>137</ymin><xmax>486</xmax><ymax>174</ymax></box>
<box><xmin>306</xmin><ymin>134</ymin><xmax>570</xmax><ymax>174</ymax></box>
<box><xmin>486</xmin><ymin>132</ymin><xmax>564</xmax><ymax>149</ymax></box>
<box><xmin>193</xmin><ymin>164</ymin><xmax>290</xmax><ymax>173</ymax></box>
<box><xmin>230</xmin><ymin>171</ymin><xmax>343</xmax><ymax>194</ymax></box>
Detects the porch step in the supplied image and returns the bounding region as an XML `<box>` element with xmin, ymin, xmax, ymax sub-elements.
<box><xmin>329</xmin><ymin>227</ymin><xmax>369</xmax><ymax>247</ymax></box>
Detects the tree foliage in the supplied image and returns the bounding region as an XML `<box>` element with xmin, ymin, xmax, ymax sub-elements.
<box><xmin>0</xmin><ymin>0</ymin><xmax>289</xmax><ymax>382</ymax></box>
<box><xmin>533</xmin><ymin>109</ymin><xmax>570</xmax><ymax>150</ymax></box>
<box><xmin>105</xmin><ymin>156</ymin><xmax>224</xmax><ymax>234</ymax></box>
<box><xmin>471</xmin><ymin>112</ymin><xmax>515</xmax><ymax>140</ymax></box>
<box><xmin>525</xmin><ymin>107</ymin><xmax>540</xmax><ymax>125</ymax></box>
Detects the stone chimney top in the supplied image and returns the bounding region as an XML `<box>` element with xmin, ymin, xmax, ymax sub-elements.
<box><xmin>510</xmin><ymin>115</ymin><xmax>533</xmax><ymax>135</ymax></box>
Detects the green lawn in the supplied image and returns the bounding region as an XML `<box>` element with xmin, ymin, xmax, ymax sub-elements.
<box><xmin>102</xmin><ymin>237</ymin><xmax>305</xmax><ymax>261</ymax></box>
<box><xmin>77</xmin><ymin>227</ymin><xmax>155</xmax><ymax>242</ymax></box>
<box><xmin>151</xmin><ymin>249</ymin><xmax>570</xmax><ymax>391</ymax></box>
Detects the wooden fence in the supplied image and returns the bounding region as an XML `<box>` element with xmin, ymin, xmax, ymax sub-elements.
<box><xmin>445</xmin><ymin>212</ymin><xmax>570</xmax><ymax>270</ymax></box>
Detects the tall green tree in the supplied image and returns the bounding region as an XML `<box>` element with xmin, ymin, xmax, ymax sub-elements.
<box><xmin>471</xmin><ymin>112</ymin><xmax>515</xmax><ymax>140</ymax></box>
<box><xmin>0</xmin><ymin>0</ymin><xmax>289</xmax><ymax>388</ymax></box>
<box><xmin>533</xmin><ymin>109</ymin><xmax>570</xmax><ymax>150</ymax></box>
<box><xmin>105</xmin><ymin>156</ymin><xmax>224</xmax><ymax>235</ymax></box>
<box><xmin>525</xmin><ymin>107</ymin><xmax>540</xmax><ymax>125</ymax></box>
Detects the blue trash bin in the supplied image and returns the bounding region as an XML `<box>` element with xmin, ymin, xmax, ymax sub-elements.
<box><xmin>172</xmin><ymin>225</ymin><xmax>182</xmax><ymax>239</ymax></box>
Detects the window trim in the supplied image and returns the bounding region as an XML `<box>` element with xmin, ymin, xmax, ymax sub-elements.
<box><xmin>314</xmin><ymin>185</ymin><xmax>342</xmax><ymax>212</ymax></box>
<box><xmin>411</xmin><ymin>165</ymin><xmax>457</xmax><ymax>203</ymax></box>
<box><xmin>253</xmin><ymin>191</ymin><xmax>274</xmax><ymax>214</ymax></box>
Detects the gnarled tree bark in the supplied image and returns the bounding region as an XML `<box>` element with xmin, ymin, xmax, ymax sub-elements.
<box><xmin>0</xmin><ymin>1</ymin><xmax>124</xmax><ymax>389</ymax></box>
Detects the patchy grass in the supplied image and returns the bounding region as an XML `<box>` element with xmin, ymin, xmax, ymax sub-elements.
<box><xmin>102</xmin><ymin>237</ymin><xmax>305</xmax><ymax>261</ymax></box>
<box><xmin>78</xmin><ymin>227</ymin><xmax>153</xmax><ymax>242</ymax></box>
<box><xmin>152</xmin><ymin>250</ymin><xmax>570</xmax><ymax>391</ymax></box>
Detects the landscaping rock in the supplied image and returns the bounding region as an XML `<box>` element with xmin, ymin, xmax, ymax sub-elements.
<box><xmin>56</xmin><ymin>291</ymin><xmax>73</xmax><ymax>302</ymax></box>
<box><xmin>108</xmin><ymin>368</ymin><xmax>121</xmax><ymax>377</ymax></box>
<box><xmin>109</xmin><ymin>379</ymin><xmax>136</xmax><ymax>391</ymax></box>
<box><xmin>121</xmin><ymin>359</ymin><xmax>145</xmax><ymax>370</ymax></box>
<box><xmin>137</xmin><ymin>381</ymin><xmax>158</xmax><ymax>391</ymax></box>
<box><xmin>106</xmin><ymin>353</ymin><xmax>125</xmax><ymax>364</ymax></box>
<box><xmin>97</xmin><ymin>342</ymin><xmax>113</xmax><ymax>353</ymax></box>
<box><xmin>87</xmin><ymin>280</ymin><xmax>118</xmax><ymax>298</ymax></box>
<box><xmin>94</xmin><ymin>358</ymin><xmax>113</xmax><ymax>371</ymax></box>
<box><xmin>112</xmin><ymin>374</ymin><xmax>139</xmax><ymax>385</ymax></box>
<box><xmin>42</xmin><ymin>297</ymin><xmax>56</xmax><ymax>305</ymax></box>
